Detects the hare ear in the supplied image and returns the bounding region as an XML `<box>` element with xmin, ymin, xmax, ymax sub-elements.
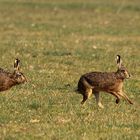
<box><xmin>14</xmin><ymin>58</ymin><xmax>20</xmax><ymax>71</ymax></box>
<box><xmin>116</xmin><ymin>55</ymin><xmax>122</xmax><ymax>69</ymax></box>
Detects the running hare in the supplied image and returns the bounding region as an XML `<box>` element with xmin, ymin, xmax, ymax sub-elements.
<box><xmin>77</xmin><ymin>55</ymin><xmax>133</xmax><ymax>108</ymax></box>
<box><xmin>0</xmin><ymin>58</ymin><xmax>27</xmax><ymax>92</ymax></box>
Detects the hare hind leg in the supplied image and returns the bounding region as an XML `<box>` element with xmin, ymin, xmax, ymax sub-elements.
<box><xmin>94</xmin><ymin>92</ymin><xmax>104</xmax><ymax>108</ymax></box>
<box><xmin>81</xmin><ymin>88</ymin><xmax>92</xmax><ymax>105</ymax></box>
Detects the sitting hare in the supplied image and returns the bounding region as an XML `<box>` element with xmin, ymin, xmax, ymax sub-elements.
<box><xmin>0</xmin><ymin>58</ymin><xmax>27</xmax><ymax>92</ymax></box>
<box><xmin>77</xmin><ymin>55</ymin><xmax>133</xmax><ymax>108</ymax></box>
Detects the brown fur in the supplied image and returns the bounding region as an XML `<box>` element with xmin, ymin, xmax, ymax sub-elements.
<box><xmin>77</xmin><ymin>55</ymin><xmax>133</xmax><ymax>108</ymax></box>
<box><xmin>0</xmin><ymin>59</ymin><xmax>27</xmax><ymax>92</ymax></box>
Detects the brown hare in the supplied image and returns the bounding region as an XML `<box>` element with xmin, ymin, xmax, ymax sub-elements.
<box><xmin>77</xmin><ymin>55</ymin><xmax>133</xmax><ymax>108</ymax></box>
<box><xmin>0</xmin><ymin>58</ymin><xmax>27</xmax><ymax>92</ymax></box>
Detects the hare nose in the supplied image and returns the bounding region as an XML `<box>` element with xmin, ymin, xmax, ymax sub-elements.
<box><xmin>24</xmin><ymin>77</ymin><xmax>28</xmax><ymax>82</ymax></box>
<box><xmin>127</xmin><ymin>73</ymin><xmax>131</xmax><ymax>78</ymax></box>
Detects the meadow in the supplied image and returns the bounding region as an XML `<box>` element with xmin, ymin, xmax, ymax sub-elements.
<box><xmin>0</xmin><ymin>0</ymin><xmax>140</xmax><ymax>139</ymax></box>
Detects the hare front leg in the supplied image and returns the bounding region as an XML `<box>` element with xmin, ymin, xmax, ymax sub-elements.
<box><xmin>94</xmin><ymin>92</ymin><xmax>104</xmax><ymax>108</ymax></box>
<box><xmin>110</xmin><ymin>92</ymin><xmax>121</xmax><ymax>104</ymax></box>
<box><xmin>117</xmin><ymin>91</ymin><xmax>133</xmax><ymax>104</ymax></box>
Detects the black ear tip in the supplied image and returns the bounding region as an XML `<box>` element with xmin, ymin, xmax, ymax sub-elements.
<box><xmin>15</xmin><ymin>58</ymin><xmax>20</xmax><ymax>62</ymax></box>
<box><xmin>14</xmin><ymin>58</ymin><xmax>20</xmax><ymax>69</ymax></box>
<box><xmin>14</xmin><ymin>58</ymin><xmax>20</xmax><ymax>65</ymax></box>
<box><xmin>116</xmin><ymin>55</ymin><xmax>121</xmax><ymax>58</ymax></box>
<box><xmin>116</xmin><ymin>55</ymin><xmax>121</xmax><ymax>64</ymax></box>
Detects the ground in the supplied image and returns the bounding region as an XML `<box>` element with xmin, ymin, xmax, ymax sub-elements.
<box><xmin>0</xmin><ymin>0</ymin><xmax>139</xmax><ymax>139</ymax></box>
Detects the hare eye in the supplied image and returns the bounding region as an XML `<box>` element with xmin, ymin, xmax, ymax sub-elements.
<box><xmin>16</xmin><ymin>73</ymin><xmax>22</xmax><ymax>76</ymax></box>
<box><xmin>122</xmin><ymin>70</ymin><xmax>125</xmax><ymax>72</ymax></box>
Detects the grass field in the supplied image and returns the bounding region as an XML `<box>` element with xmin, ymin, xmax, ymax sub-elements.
<box><xmin>0</xmin><ymin>0</ymin><xmax>140</xmax><ymax>139</ymax></box>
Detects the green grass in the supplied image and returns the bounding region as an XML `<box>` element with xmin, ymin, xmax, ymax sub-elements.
<box><xmin>0</xmin><ymin>0</ymin><xmax>140</xmax><ymax>139</ymax></box>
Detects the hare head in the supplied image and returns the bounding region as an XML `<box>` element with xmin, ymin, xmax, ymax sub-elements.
<box><xmin>0</xmin><ymin>58</ymin><xmax>27</xmax><ymax>92</ymax></box>
<box><xmin>12</xmin><ymin>58</ymin><xmax>27</xmax><ymax>84</ymax></box>
<box><xmin>116</xmin><ymin>55</ymin><xmax>131</xmax><ymax>79</ymax></box>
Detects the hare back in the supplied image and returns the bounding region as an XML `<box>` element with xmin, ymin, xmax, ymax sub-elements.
<box><xmin>0</xmin><ymin>68</ymin><xmax>12</xmax><ymax>76</ymax></box>
<box><xmin>0</xmin><ymin>72</ymin><xmax>15</xmax><ymax>91</ymax></box>
<box><xmin>78</xmin><ymin>72</ymin><xmax>123</xmax><ymax>92</ymax></box>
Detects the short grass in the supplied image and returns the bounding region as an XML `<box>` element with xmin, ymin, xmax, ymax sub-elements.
<box><xmin>0</xmin><ymin>0</ymin><xmax>140</xmax><ymax>139</ymax></box>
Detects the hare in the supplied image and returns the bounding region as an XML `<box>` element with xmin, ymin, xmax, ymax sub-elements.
<box><xmin>0</xmin><ymin>58</ymin><xmax>27</xmax><ymax>92</ymax></box>
<box><xmin>77</xmin><ymin>55</ymin><xmax>133</xmax><ymax>108</ymax></box>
